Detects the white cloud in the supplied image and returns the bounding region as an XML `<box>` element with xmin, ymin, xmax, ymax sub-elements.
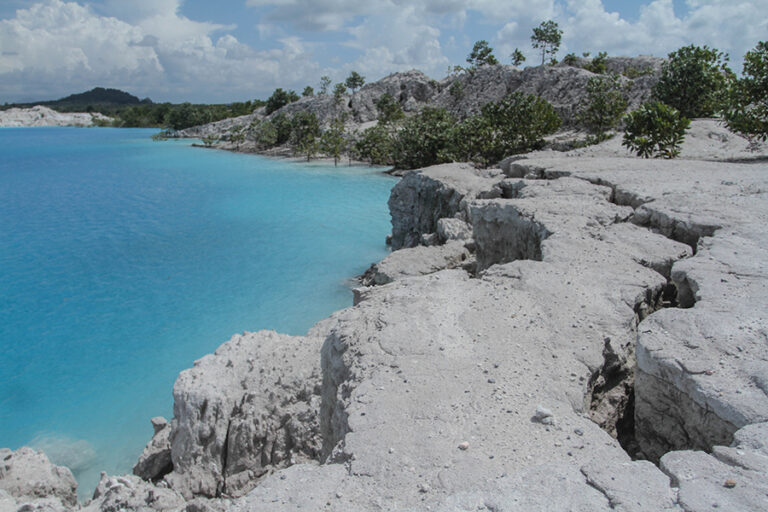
<box><xmin>0</xmin><ymin>0</ymin><xmax>320</xmax><ymax>103</ymax></box>
<box><xmin>1</xmin><ymin>0</ymin><xmax>766</xmax><ymax>103</ymax></box>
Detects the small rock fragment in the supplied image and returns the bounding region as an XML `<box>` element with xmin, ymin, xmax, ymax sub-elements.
<box><xmin>723</xmin><ymin>479</ymin><xmax>736</xmax><ymax>488</ymax></box>
<box><xmin>533</xmin><ymin>405</ymin><xmax>555</xmax><ymax>425</ymax></box>
<box><xmin>458</xmin><ymin>442</ymin><xmax>470</xmax><ymax>451</ymax></box>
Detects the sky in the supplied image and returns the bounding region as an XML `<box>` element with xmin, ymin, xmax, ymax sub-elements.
<box><xmin>0</xmin><ymin>0</ymin><xmax>766</xmax><ymax>104</ymax></box>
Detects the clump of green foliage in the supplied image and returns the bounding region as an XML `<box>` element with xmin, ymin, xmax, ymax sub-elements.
<box><xmin>722</xmin><ymin>41</ymin><xmax>768</xmax><ymax>143</ymax></box>
<box><xmin>355</xmin><ymin>124</ymin><xmax>396</xmax><ymax>165</ymax></box>
<box><xmin>467</xmin><ymin>40</ymin><xmax>499</xmax><ymax>68</ymax></box>
<box><xmin>585</xmin><ymin>52</ymin><xmax>608</xmax><ymax>74</ymax></box>
<box><xmin>623</xmin><ymin>66</ymin><xmax>654</xmax><ymax>79</ymax></box>
<box><xmin>265</xmin><ymin>88</ymin><xmax>300</xmax><ymax>115</ymax></box>
<box><xmin>563</xmin><ymin>53</ymin><xmax>578</xmax><ymax>66</ymax></box>
<box><xmin>375</xmin><ymin>93</ymin><xmax>404</xmax><ymax>125</ymax></box>
<box><xmin>511</xmin><ymin>48</ymin><xmax>526</xmax><ymax>66</ymax></box>
<box><xmin>472</xmin><ymin>91</ymin><xmax>561</xmax><ymax>164</ymax></box>
<box><xmin>201</xmin><ymin>135</ymin><xmax>219</xmax><ymax>147</ymax></box>
<box><xmin>652</xmin><ymin>45</ymin><xmax>734</xmax><ymax>118</ymax></box>
<box><xmin>622</xmin><ymin>101</ymin><xmax>690</xmax><ymax>158</ymax></box>
<box><xmin>531</xmin><ymin>20</ymin><xmax>562</xmax><ymax>65</ymax></box>
<box><xmin>392</xmin><ymin>107</ymin><xmax>456</xmax><ymax>170</ymax></box>
<box><xmin>449</xmin><ymin>80</ymin><xmax>465</xmax><ymax>100</ymax></box>
<box><xmin>577</xmin><ymin>74</ymin><xmax>628</xmax><ymax>142</ymax></box>
<box><xmin>302</xmin><ymin>86</ymin><xmax>314</xmax><ymax>97</ymax></box>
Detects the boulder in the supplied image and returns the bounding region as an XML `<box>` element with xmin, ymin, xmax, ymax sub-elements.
<box><xmin>0</xmin><ymin>447</ymin><xmax>77</xmax><ymax>509</ymax></box>
<box><xmin>164</xmin><ymin>330</ymin><xmax>323</xmax><ymax>499</ymax></box>
<box><xmin>133</xmin><ymin>417</ymin><xmax>172</xmax><ymax>481</ymax></box>
<box><xmin>81</xmin><ymin>473</ymin><xmax>185</xmax><ymax>512</ymax></box>
<box><xmin>360</xmin><ymin>241</ymin><xmax>470</xmax><ymax>286</ymax></box>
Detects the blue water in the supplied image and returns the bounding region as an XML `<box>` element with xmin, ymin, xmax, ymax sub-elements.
<box><xmin>0</xmin><ymin>127</ymin><xmax>394</xmax><ymax>498</ymax></box>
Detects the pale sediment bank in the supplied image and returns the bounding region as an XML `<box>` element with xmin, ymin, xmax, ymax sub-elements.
<box><xmin>0</xmin><ymin>106</ymin><xmax>112</xmax><ymax>127</ymax></box>
<box><xmin>2</xmin><ymin>140</ymin><xmax>768</xmax><ymax>511</ymax></box>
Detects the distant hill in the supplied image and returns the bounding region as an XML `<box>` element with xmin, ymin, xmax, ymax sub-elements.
<box><xmin>51</xmin><ymin>87</ymin><xmax>152</xmax><ymax>106</ymax></box>
<box><xmin>2</xmin><ymin>87</ymin><xmax>152</xmax><ymax>111</ymax></box>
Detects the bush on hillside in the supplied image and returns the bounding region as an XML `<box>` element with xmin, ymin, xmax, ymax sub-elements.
<box><xmin>577</xmin><ymin>74</ymin><xmax>628</xmax><ymax>142</ymax></box>
<box><xmin>652</xmin><ymin>45</ymin><xmax>734</xmax><ymax>118</ymax></box>
<box><xmin>723</xmin><ymin>41</ymin><xmax>768</xmax><ymax>143</ymax></box>
<box><xmin>392</xmin><ymin>107</ymin><xmax>456</xmax><ymax>170</ymax></box>
<box><xmin>265</xmin><ymin>88</ymin><xmax>299</xmax><ymax>115</ymax></box>
<box><xmin>622</xmin><ymin>101</ymin><xmax>690</xmax><ymax>158</ymax></box>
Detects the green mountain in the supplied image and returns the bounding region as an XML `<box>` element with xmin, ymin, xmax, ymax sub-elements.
<box><xmin>51</xmin><ymin>87</ymin><xmax>152</xmax><ymax>106</ymax></box>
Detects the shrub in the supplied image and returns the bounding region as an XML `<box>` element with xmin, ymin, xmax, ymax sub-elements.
<box><xmin>375</xmin><ymin>93</ymin><xmax>404</xmax><ymax>125</ymax></box>
<box><xmin>652</xmin><ymin>45</ymin><xmax>734</xmax><ymax>118</ymax></box>
<box><xmin>622</xmin><ymin>101</ymin><xmax>690</xmax><ymax>158</ymax></box>
<box><xmin>355</xmin><ymin>124</ymin><xmax>395</xmax><ymax>165</ymax></box>
<box><xmin>446</xmin><ymin>114</ymin><xmax>496</xmax><ymax>167</ymax></box>
<box><xmin>563</xmin><ymin>53</ymin><xmax>578</xmax><ymax>66</ymax></box>
<box><xmin>623</xmin><ymin>66</ymin><xmax>654</xmax><ymax>79</ymax></box>
<box><xmin>585</xmin><ymin>52</ymin><xmax>608</xmax><ymax>74</ymax></box>
<box><xmin>577</xmin><ymin>74</ymin><xmax>628</xmax><ymax>142</ymax></box>
<box><xmin>345</xmin><ymin>71</ymin><xmax>365</xmax><ymax>93</ymax></box>
<box><xmin>723</xmin><ymin>41</ymin><xmax>768</xmax><ymax>143</ymax></box>
<box><xmin>449</xmin><ymin>80</ymin><xmax>464</xmax><ymax>99</ymax></box>
<box><xmin>478</xmin><ymin>92</ymin><xmax>561</xmax><ymax>162</ymax></box>
<box><xmin>392</xmin><ymin>107</ymin><xmax>455</xmax><ymax>170</ymax></box>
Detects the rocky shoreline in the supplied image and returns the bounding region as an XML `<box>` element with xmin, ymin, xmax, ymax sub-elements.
<box><xmin>2</xmin><ymin>131</ymin><xmax>767</xmax><ymax>510</ymax></box>
<box><xmin>0</xmin><ymin>106</ymin><xmax>112</xmax><ymax>127</ymax></box>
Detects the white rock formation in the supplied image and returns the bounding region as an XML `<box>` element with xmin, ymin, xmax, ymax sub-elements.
<box><xmin>0</xmin><ymin>106</ymin><xmax>111</xmax><ymax>127</ymax></box>
<box><xmin>164</xmin><ymin>330</ymin><xmax>323</xmax><ymax>499</ymax></box>
<box><xmin>0</xmin><ymin>447</ymin><xmax>78</xmax><ymax>510</ymax></box>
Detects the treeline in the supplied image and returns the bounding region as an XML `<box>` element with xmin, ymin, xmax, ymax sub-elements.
<box><xmin>112</xmin><ymin>101</ymin><xmax>264</xmax><ymax>129</ymax></box>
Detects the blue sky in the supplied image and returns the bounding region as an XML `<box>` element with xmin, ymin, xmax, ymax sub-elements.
<box><xmin>0</xmin><ymin>0</ymin><xmax>765</xmax><ymax>104</ymax></box>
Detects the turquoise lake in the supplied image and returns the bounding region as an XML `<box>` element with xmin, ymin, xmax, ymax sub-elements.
<box><xmin>0</xmin><ymin>127</ymin><xmax>395</xmax><ymax>497</ymax></box>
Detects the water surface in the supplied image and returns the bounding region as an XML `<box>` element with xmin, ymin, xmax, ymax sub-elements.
<box><xmin>0</xmin><ymin>127</ymin><xmax>394</xmax><ymax>497</ymax></box>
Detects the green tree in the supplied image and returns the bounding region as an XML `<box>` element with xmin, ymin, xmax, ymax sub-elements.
<box><xmin>320</xmin><ymin>115</ymin><xmax>348</xmax><ymax>166</ymax></box>
<box><xmin>290</xmin><ymin>112</ymin><xmax>321</xmax><ymax>161</ymax></box>
<box><xmin>345</xmin><ymin>71</ymin><xmax>366</xmax><ymax>94</ymax></box>
<box><xmin>511</xmin><ymin>48</ymin><xmax>526</xmax><ymax>66</ymax></box>
<box><xmin>333</xmin><ymin>83</ymin><xmax>347</xmax><ymax>105</ymax></box>
<box><xmin>622</xmin><ymin>101</ymin><xmax>690</xmax><ymax>158</ymax></box>
<box><xmin>393</xmin><ymin>107</ymin><xmax>456</xmax><ymax>169</ymax></box>
<box><xmin>577</xmin><ymin>74</ymin><xmax>628</xmax><ymax>142</ymax></box>
<box><xmin>723</xmin><ymin>41</ymin><xmax>768</xmax><ymax>143</ymax></box>
<box><xmin>265</xmin><ymin>88</ymin><xmax>300</xmax><ymax>115</ymax></box>
<box><xmin>467</xmin><ymin>40</ymin><xmax>499</xmax><ymax>68</ymax></box>
<box><xmin>302</xmin><ymin>86</ymin><xmax>315</xmax><ymax>97</ymax></box>
<box><xmin>229</xmin><ymin>126</ymin><xmax>245</xmax><ymax>150</ymax></box>
<box><xmin>531</xmin><ymin>20</ymin><xmax>563</xmax><ymax>65</ymax></box>
<box><xmin>374</xmin><ymin>93</ymin><xmax>404</xmax><ymax>125</ymax></box>
<box><xmin>319</xmin><ymin>76</ymin><xmax>332</xmax><ymax>95</ymax></box>
<box><xmin>652</xmin><ymin>44</ymin><xmax>734</xmax><ymax>118</ymax></box>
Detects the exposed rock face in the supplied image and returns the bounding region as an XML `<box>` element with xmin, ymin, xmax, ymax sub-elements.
<box><xmin>360</xmin><ymin>241</ymin><xmax>470</xmax><ymax>286</ymax></box>
<box><xmin>0</xmin><ymin>106</ymin><xmax>111</xmax><ymax>127</ymax></box>
<box><xmin>164</xmin><ymin>330</ymin><xmax>323</xmax><ymax>499</ymax></box>
<box><xmin>388</xmin><ymin>163</ymin><xmax>501</xmax><ymax>249</ymax></box>
<box><xmin>175</xmin><ymin>58</ymin><xmax>662</xmax><ymax>144</ymax></box>
<box><xmin>0</xmin><ymin>447</ymin><xmax>78</xmax><ymax>510</ymax></box>
<box><xmin>133</xmin><ymin>417</ymin><xmax>172</xmax><ymax>481</ymax></box>
<box><xmin>175</xmin><ymin>114</ymin><xmax>259</xmax><ymax>139</ymax></box>
<box><xmin>660</xmin><ymin>422</ymin><xmax>768</xmax><ymax>512</ymax></box>
<box><xmin>81</xmin><ymin>474</ymin><xmax>185</xmax><ymax>512</ymax></box>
